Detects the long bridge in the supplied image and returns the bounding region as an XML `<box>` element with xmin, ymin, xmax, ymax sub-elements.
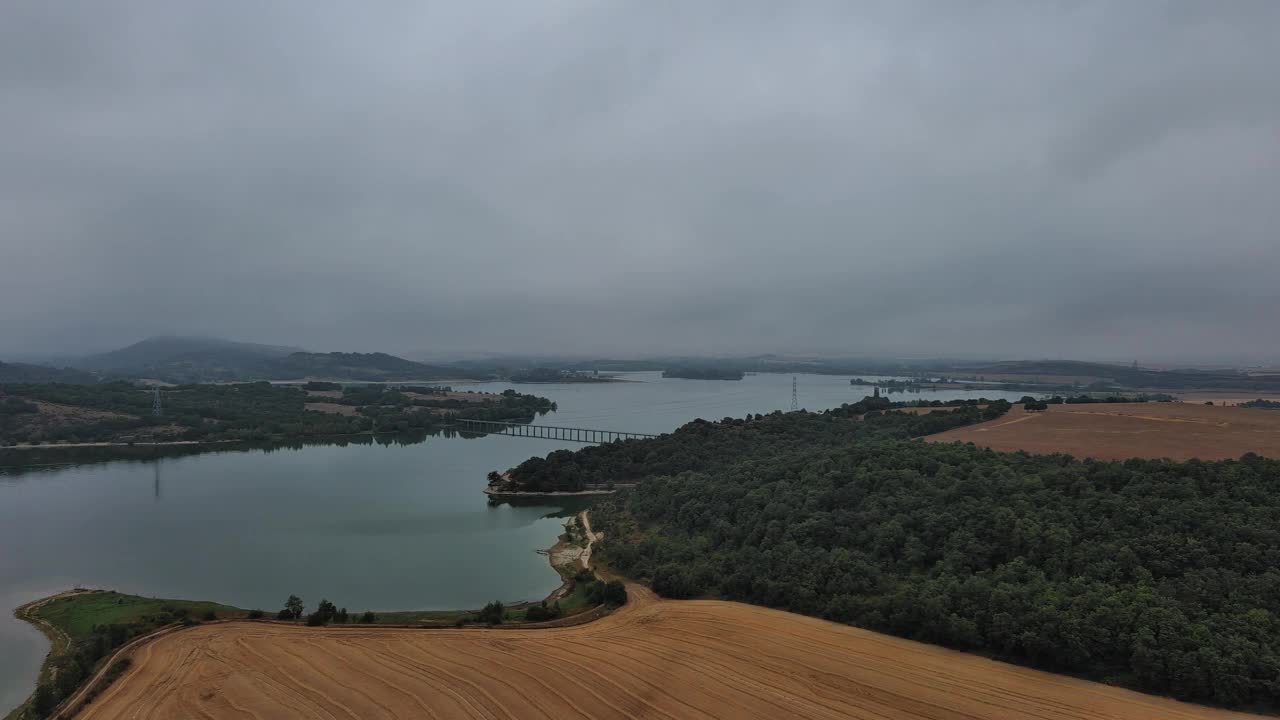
<box><xmin>454</xmin><ymin>419</ymin><xmax>660</xmax><ymax>444</ymax></box>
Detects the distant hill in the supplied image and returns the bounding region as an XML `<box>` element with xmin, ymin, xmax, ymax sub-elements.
<box><xmin>74</xmin><ymin>336</ymin><xmax>302</xmax><ymax>382</ymax></box>
<box><xmin>70</xmin><ymin>338</ymin><xmax>487</xmax><ymax>383</ymax></box>
<box><xmin>0</xmin><ymin>361</ymin><xmax>100</xmax><ymax>384</ymax></box>
<box><xmin>937</xmin><ymin>360</ymin><xmax>1280</xmax><ymax>391</ymax></box>
<box><xmin>259</xmin><ymin>352</ymin><xmax>481</xmax><ymax>382</ymax></box>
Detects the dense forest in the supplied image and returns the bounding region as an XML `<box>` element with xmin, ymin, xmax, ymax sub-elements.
<box><xmin>496</xmin><ymin>398</ymin><xmax>1009</xmax><ymax>493</ymax></box>
<box><xmin>0</xmin><ymin>382</ymin><xmax>551</xmax><ymax>446</ymax></box>
<box><xmin>573</xmin><ymin>408</ymin><xmax>1280</xmax><ymax>710</ymax></box>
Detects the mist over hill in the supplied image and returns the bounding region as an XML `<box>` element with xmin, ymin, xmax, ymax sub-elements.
<box><xmin>61</xmin><ymin>337</ymin><xmax>486</xmax><ymax>383</ymax></box>
<box><xmin>74</xmin><ymin>337</ymin><xmax>301</xmax><ymax>372</ymax></box>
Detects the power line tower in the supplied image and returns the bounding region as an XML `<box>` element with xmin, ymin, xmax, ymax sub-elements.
<box><xmin>791</xmin><ymin>376</ymin><xmax>798</xmax><ymax>412</ymax></box>
<box><xmin>152</xmin><ymin>386</ymin><xmax>162</xmax><ymax>416</ymax></box>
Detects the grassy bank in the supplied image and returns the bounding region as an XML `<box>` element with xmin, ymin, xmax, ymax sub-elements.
<box><xmin>8</xmin><ymin>591</ymin><xmax>248</xmax><ymax>720</ymax></box>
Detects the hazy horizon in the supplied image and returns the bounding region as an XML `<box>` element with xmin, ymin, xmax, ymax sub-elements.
<box><xmin>3</xmin><ymin>2</ymin><xmax>1278</xmax><ymax>364</ymax></box>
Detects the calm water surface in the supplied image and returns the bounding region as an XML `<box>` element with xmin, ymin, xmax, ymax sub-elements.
<box><xmin>0</xmin><ymin>372</ymin><xmax>1029</xmax><ymax>711</ymax></box>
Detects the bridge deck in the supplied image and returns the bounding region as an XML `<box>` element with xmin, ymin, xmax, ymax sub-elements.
<box><xmin>454</xmin><ymin>419</ymin><xmax>659</xmax><ymax>444</ymax></box>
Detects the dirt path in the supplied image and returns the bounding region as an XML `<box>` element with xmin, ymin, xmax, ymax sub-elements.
<box><xmin>48</xmin><ymin>622</ymin><xmax>192</xmax><ymax>720</ymax></box>
<box><xmin>75</xmin><ymin>592</ymin><xmax>1255</xmax><ymax>720</ymax></box>
<box><xmin>577</xmin><ymin>511</ymin><xmax>599</xmax><ymax>569</ymax></box>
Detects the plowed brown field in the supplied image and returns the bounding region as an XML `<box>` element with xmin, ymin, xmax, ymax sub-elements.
<box><xmin>79</xmin><ymin>585</ymin><xmax>1257</xmax><ymax>720</ymax></box>
<box><xmin>925</xmin><ymin>402</ymin><xmax>1280</xmax><ymax>460</ymax></box>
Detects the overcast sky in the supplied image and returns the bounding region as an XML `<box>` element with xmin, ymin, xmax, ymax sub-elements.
<box><xmin>2</xmin><ymin>2</ymin><xmax>1277</xmax><ymax>363</ymax></box>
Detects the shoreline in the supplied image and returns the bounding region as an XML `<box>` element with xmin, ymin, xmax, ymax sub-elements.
<box><xmin>0</xmin><ymin>426</ymin><xmax>470</xmax><ymax>452</ymax></box>
<box><xmin>8</xmin><ymin>512</ymin><xmax>609</xmax><ymax>719</ymax></box>
<box><xmin>484</xmin><ymin>487</ymin><xmax>618</xmax><ymax>499</ymax></box>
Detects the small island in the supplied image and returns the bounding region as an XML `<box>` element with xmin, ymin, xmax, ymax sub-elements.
<box><xmin>661</xmin><ymin>368</ymin><xmax>744</xmax><ymax>380</ymax></box>
<box><xmin>507</xmin><ymin>368</ymin><xmax>620</xmax><ymax>384</ymax></box>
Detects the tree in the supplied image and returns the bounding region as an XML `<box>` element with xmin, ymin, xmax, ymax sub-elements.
<box><xmin>316</xmin><ymin>598</ymin><xmax>336</xmax><ymax>623</ymax></box>
<box><xmin>31</xmin><ymin>683</ymin><xmax>56</xmax><ymax>718</ymax></box>
<box><xmin>360</xmin><ymin>610</ymin><xmax>376</xmax><ymax>623</ymax></box>
<box><xmin>283</xmin><ymin>594</ymin><xmax>304</xmax><ymax>620</ymax></box>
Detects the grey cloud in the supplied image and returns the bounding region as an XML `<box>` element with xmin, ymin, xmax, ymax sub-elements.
<box><xmin>2</xmin><ymin>1</ymin><xmax>1278</xmax><ymax>363</ymax></box>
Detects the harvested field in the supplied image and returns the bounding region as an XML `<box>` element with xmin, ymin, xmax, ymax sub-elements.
<box><xmin>303</xmin><ymin>402</ymin><xmax>359</xmax><ymax>416</ymax></box>
<box><xmin>925</xmin><ymin>402</ymin><xmax>1280</xmax><ymax>460</ymax></box>
<box><xmin>78</xmin><ymin>586</ymin><xmax>1256</xmax><ymax>720</ymax></box>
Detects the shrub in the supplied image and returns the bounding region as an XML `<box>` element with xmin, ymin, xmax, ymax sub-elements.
<box><xmin>248</xmin><ymin>609</ymin><xmax>264</xmax><ymax>619</ymax></box>
<box><xmin>603</xmin><ymin>580</ymin><xmax>627</xmax><ymax>606</ymax></box>
<box><xmin>202</xmin><ymin>610</ymin><xmax>217</xmax><ymax>621</ymax></box>
<box><xmin>476</xmin><ymin>601</ymin><xmax>505</xmax><ymax>625</ymax></box>
<box><xmin>524</xmin><ymin>602</ymin><xmax>560</xmax><ymax>622</ymax></box>
<box><xmin>305</xmin><ymin>611</ymin><xmax>326</xmax><ymax>627</ymax></box>
<box><xmin>360</xmin><ymin>611</ymin><xmax>376</xmax><ymax>623</ymax></box>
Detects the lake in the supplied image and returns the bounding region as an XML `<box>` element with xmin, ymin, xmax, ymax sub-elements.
<box><xmin>0</xmin><ymin>371</ymin><xmax>1030</xmax><ymax>712</ymax></box>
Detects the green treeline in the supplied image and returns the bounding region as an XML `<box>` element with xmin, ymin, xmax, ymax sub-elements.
<box><xmin>550</xmin><ymin>408</ymin><xmax>1277</xmax><ymax>710</ymax></box>
<box><xmin>501</xmin><ymin>398</ymin><xmax>1008</xmax><ymax>493</ymax></box>
<box><xmin>0</xmin><ymin>382</ymin><xmax>553</xmax><ymax>446</ymax></box>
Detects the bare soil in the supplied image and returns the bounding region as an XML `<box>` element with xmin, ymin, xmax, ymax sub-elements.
<box><xmin>896</xmin><ymin>405</ymin><xmax>981</xmax><ymax>415</ymax></box>
<box><xmin>75</xmin><ymin>584</ymin><xmax>1257</xmax><ymax>720</ymax></box>
<box><xmin>303</xmin><ymin>402</ymin><xmax>359</xmax><ymax>416</ymax></box>
<box><xmin>926</xmin><ymin>402</ymin><xmax>1280</xmax><ymax>460</ymax></box>
<box><xmin>30</xmin><ymin>401</ymin><xmax>136</xmax><ymax>423</ymax></box>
